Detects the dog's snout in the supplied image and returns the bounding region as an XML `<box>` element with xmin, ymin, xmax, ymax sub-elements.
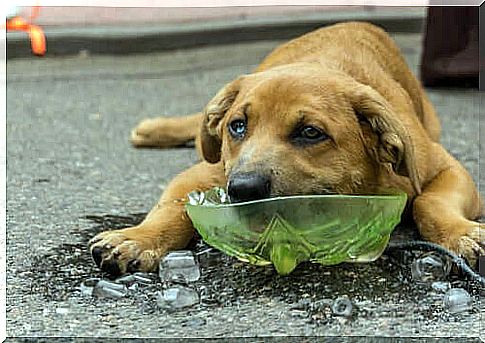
<box><xmin>228</xmin><ymin>172</ymin><xmax>271</xmax><ymax>203</ymax></box>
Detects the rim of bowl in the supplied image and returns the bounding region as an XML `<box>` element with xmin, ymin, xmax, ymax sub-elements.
<box><xmin>186</xmin><ymin>192</ymin><xmax>408</xmax><ymax>209</ymax></box>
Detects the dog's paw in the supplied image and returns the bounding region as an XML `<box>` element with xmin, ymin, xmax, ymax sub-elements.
<box><xmin>131</xmin><ymin>117</ymin><xmax>181</xmax><ymax>148</ymax></box>
<box><xmin>450</xmin><ymin>221</ymin><xmax>485</xmax><ymax>268</ymax></box>
<box><xmin>131</xmin><ymin>117</ymin><xmax>195</xmax><ymax>148</ymax></box>
<box><xmin>88</xmin><ymin>228</ymin><xmax>164</xmax><ymax>276</ymax></box>
<box><xmin>130</xmin><ymin>118</ymin><xmax>160</xmax><ymax>147</ymax></box>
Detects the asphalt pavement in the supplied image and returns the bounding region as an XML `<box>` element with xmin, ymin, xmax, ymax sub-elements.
<box><xmin>6</xmin><ymin>33</ymin><xmax>484</xmax><ymax>340</ymax></box>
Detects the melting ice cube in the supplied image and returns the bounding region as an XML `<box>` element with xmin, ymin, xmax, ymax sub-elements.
<box><xmin>79</xmin><ymin>277</ymin><xmax>101</xmax><ymax>297</ymax></box>
<box><xmin>115</xmin><ymin>272</ymin><xmax>157</xmax><ymax>290</ymax></box>
<box><xmin>92</xmin><ymin>279</ymin><xmax>128</xmax><ymax>299</ymax></box>
<box><xmin>187</xmin><ymin>191</ymin><xmax>205</xmax><ymax>205</ymax></box>
<box><xmin>115</xmin><ymin>274</ymin><xmax>136</xmax><ymax>285</ymax></box>
<box><xmin>431</xmin><ymin>281</ymin><xmax>451</xmax><ymax>293</ymax></box>
<box><xmin>331</xmin><ymin>297</ymin><xmax>353</xmax><ymax>317</ymax></box>
<box><xmin>132</xmin><ymin>272</ymin><xmax>158</xmax><ymax>284</ymax></box>
<box><xmin>159</xmin><ymin>251</ymin><xmax>201</xmax><ymax>283</ymax></box>
<box><xmin>443</xmin><ymin>288</ymin><xmax>472</xmax><ymax>313</ymax></box>
<box><xmin>156</xmin><ymin>286</ymin><xmax>200</xmax><ymax>310</ymax></box>
<box><xmin>411</xmin><ymin>252</ymin><xmax>451</xmax><ymax>283</ymax></box>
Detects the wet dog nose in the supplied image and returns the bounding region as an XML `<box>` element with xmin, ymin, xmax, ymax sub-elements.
<box><xmin>228</xmin><ymin>172</ymin><xmax>271</xmax><ymax>203</ymax></box>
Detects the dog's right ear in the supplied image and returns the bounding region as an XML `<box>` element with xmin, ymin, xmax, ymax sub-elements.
<box><xmin>200</xmin><ymin>78</ymin><xmax>242</xmax><ymax>163</ymax></box>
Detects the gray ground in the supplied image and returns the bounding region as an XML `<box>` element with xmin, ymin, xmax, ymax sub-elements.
<box><xmin>6</xmin><ymin>33</ymin><xmax>484</xmax><ymax>340</ymax></box>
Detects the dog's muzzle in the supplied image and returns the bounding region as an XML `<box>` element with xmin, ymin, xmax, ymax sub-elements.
<box><xmin>227</xmin><ymin>172</ymin><xmax>271</xmax><ymax>203</ymax></box>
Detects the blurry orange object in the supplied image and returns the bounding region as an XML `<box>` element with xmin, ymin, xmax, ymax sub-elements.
<box><xmin>5</xmin><ymin>7</ymin><xmax>46</xmax><ymax>56</ymax></box>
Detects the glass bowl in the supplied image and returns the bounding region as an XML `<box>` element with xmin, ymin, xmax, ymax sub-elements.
<box><xmin>186</xmin><ymin>188</ymin><xmax>407</xmax><ymax>275</ymax></box>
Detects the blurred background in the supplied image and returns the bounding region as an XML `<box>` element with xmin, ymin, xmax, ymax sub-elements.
<box><xmin>6</xmin><ymin>5</ymin><xmax>481</xmax><ymax>87</ymax></box>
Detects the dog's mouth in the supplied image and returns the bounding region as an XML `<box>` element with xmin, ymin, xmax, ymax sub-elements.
<box><xmin>227</xmin><ymin>185</ymin><xmax>339</xmax><ymax>204</ymax></box>
<box><xmin>225</xmin><ymin>169</ymin><xmax>348</xmax><ymax>203</ymax></box>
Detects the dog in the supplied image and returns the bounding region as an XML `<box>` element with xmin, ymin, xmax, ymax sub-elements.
<box><xmin>89</xmin><ymin>22</ymin><xmax>484</xmax><ymax>276</ymax></box>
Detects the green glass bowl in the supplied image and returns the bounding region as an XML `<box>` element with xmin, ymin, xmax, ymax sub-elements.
<box><xmin>185</xmin><ymin>188</ymin><xmax>407</xmax><ymax>275</ymax></box>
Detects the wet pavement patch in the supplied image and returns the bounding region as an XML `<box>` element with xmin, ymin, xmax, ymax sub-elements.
<box><xmin>28</xmin><ymin>215</ymin><xmax>483</xmax><ymax>324</ymax></box>
<box><xmin>83</xmin><ymin>213</ymin><xmax>148</xmax><ymax>231</ymax></box>
<box><xmin>29</xmin><ymin>213</ymin><xmax>147</xmax><ymax>301</ymax></box>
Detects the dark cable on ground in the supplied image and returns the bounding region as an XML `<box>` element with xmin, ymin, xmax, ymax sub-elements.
<box><xmin>385</xmin><ymin>240</ymin><xmax>485</xmax><ymax>286</ymax></box>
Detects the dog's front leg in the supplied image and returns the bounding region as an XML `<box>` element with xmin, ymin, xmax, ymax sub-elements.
<box><xmin>89</xmin><ymin>161</ymin><xmax>225</xmax><ymax>275</ymax></box>
<box><xmin>412</xmin><ymin>149</ymin><xmax>484</xmax><ymax>266</ymax></box>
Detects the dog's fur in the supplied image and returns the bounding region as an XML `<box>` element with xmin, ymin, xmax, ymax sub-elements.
<box><xmin>89</xmin><ymin>22</ymin><xmax>484</xmax><ymax>276</ymax></box>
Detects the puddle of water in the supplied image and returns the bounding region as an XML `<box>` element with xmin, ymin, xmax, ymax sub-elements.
<box><xmin>27</xmin><ymin>213</ymin><xmax>482</xmax><ymax>323</ymax></box>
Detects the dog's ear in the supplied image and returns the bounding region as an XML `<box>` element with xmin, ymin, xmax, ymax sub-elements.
<box><xmin>351</xmin><ymin>85</ymin><xmax>421</xmax><ymax>194</ymax></box>
<box><xmin>200</xmin><ymin>78</ymin><xmax>242</xmax><ymax>163</ymax></box>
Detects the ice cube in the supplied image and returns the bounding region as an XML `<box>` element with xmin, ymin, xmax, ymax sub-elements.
<box><xmin>79</xmin><ymin>277</ymin><xmax>101</xmax><ymax>297</ymax></box>
<box><xmin>411</xmin><ymin>252</ymin><xmax>451</xmax><ymax>283</ymax></box>
<box><xmin>216</xmin><ymin>187</ymin><xmax>229</xmax><ymax>204</ymax></box>
<box><xmin>331</xmin><ymin>297</ymin><xmax>353</xmax><ymax>317</ymax></box>
<box><xmin>116</xmin><ymin>275</ymin><xmax>139</xmax><ymax>292</ymax></box>
<box><xmin>443</xmin><ymin>288</ymin><xmax>472</xmax><ymax>313</ymax></box>
<box><xmin>55</xmin><ymin>307</ymin><xmax>69</xmax><ymax>315</ymax></box>
<box><xmin>204</xmin><ymin>188</ymin><xmax>225</xmax><ymax>205</ymax></box>
<box><xmin>159</xmin><ymin>251</ymin><xmax>200</xmax><ymax>283</ymax></box>
<box><xmin>132</xmin><ymin>272</ymin><xmax>158</xmax><ymax>284</ymax></box>
<box><xmin>431</xmin><ymin>281</ymin><xmax>451</xmax><ymax>293</ymax></box>
<box><xmin>128</xmin><ymin>283</ymin><xmax>139</xmax><ymax>292</ymax></box>
<box><xmin>93</xmin><ymin>279</ymin><xmax>128</xmax><ymax>299</ymax></box>
<box><xmin>188</xmin><ymin>191</ymin><xmax>205</xmax><ymax>205</ymax></box>
<box><xmin>156</xmin><ymin>286</ymin><xmax>200</xmax><ymax>310</ymax></box>
<box><xmin>115</xmin><ymin>274</ymin><xmax>136</xmax><ymax>285</ymax></box>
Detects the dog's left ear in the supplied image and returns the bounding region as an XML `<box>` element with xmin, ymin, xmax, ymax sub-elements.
<box><xmin>351</xmin><ymin>84</ymin><xmax>421</xmax><ymax>194</ymax></box>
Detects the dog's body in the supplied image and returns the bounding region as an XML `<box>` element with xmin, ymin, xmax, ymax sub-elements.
<box><xmin>90</xmin><ymin>22</ymin><xmax>483</xmax><ymax>276</ymax></box>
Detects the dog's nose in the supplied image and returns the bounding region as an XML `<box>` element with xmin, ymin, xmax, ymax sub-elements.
<box><xmin>228</xmin><ymin>172</ymin><xmax>271</xmax><ymax>203</ymax></box>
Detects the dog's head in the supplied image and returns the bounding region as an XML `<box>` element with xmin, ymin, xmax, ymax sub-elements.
<box><xmin>201</xmin><ymin>65</ymin><xmax>420</xmax><ymax>203</ymax></box>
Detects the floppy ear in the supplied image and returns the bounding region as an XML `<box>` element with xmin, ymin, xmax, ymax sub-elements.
<box><xmin>352</xmin><ymin>85</ymin><xmax>421</xmax><ymax>194</ymax></box>
<box><xmin>200</xmin><ymin>78</ymin><xmax>242</xmax><ymax>163</ymax></box>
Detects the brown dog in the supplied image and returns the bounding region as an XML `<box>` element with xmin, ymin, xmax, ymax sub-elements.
<box><xmin>89</xmin><ymin>22</ymin><xmax>484</xmax><ymax>276</ymax></box>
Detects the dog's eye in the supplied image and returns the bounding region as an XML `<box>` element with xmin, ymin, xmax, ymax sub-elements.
<box><xmin>228</xmin><ymin>119</ymin><xmax>247</xmax><ymax>138</ymax></box>
<box><xmin>293</xmin><ymin>125</ymin><xmax>328</xmax><ymax>144</ymax></box>
<box><xmin>301</xmin><ymin>126</ymin><xmax>323</xmax><ymax>139</ymax></box>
